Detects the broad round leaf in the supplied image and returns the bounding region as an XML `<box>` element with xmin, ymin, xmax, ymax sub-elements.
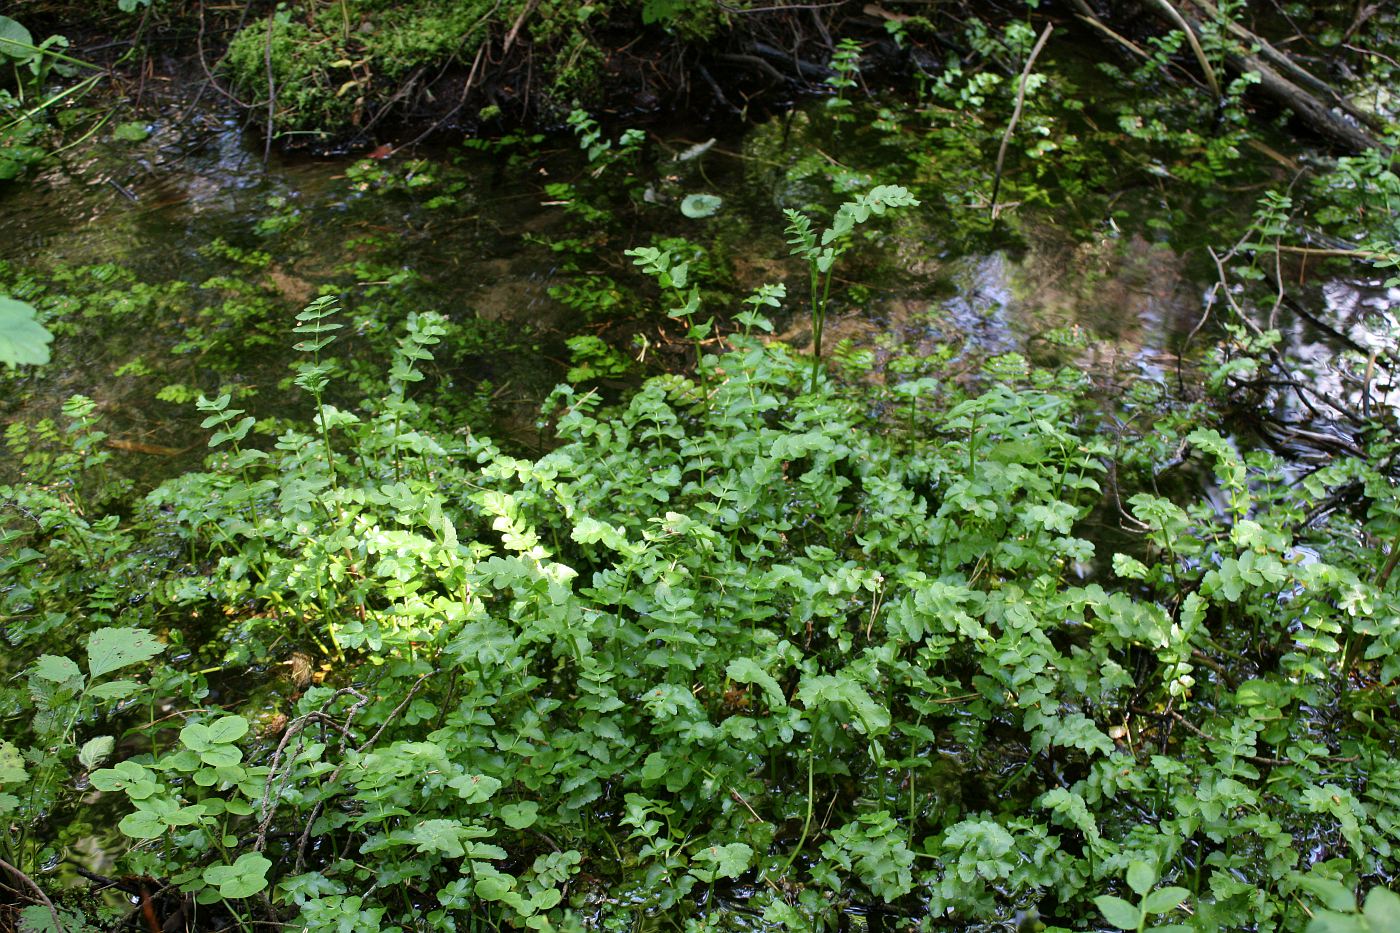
<box><xmin>680</xmin><ymin>193</ymin><xmax>722</xmax><ymax>219</ymax></box>
<box><xmin>119</xmin><ymin>809</ymin><xmax>167</xmax><ymax>840</ymax></box>
<box><xmin>500</xmin><ymin>801</ymin><xmax>539</xmax><ymax>829</ymax></box>
<box><xmin>203</xmin><ymin>853</ymin><xmax>271</xmax><ymax>899</ymax></box>
<box><xmin>0</xmin><ymin>297</ymin><xmax>52</xmax><ymax>367</ymax></box>
<box><xmin>205</xmin><ymin>715</ymin><xmax>250</xmax><ymax>744</ymax></box>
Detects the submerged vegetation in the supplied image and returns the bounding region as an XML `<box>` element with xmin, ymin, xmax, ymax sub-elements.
<box><xmin>3</xmin><ymin>1</ymin><xmax>1400</xmax><ymax>931</ymax></box>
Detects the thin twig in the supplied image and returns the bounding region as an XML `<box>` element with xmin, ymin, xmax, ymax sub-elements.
<box><xmin>989</xmin><ymin>22</ymin><xmax>1053</xmax><ymax>220</ymax></box>
<box><xmin>293</xmin><ymin>673</ymin><xmax>433</xmax><ymax>871</ymax></box>
<box><xmin>263</xmin><ymin>12</ymin><xmax>276</xmax><ymax>164</ymax></box>
<box><xmin>0</xmin><ymin>857</ymin><xmax>64</xmax><ymax>933</ymax></box>
<box><xmin>1146</xmin><ymin>0</ymin><xmax>1221</xmax><ymax>99</ymax></box>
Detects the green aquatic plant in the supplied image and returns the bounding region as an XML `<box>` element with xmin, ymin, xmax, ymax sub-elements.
<box><xmin>784</xmin><ymin>183</ymin><xmax>919</xmax><ymax>390</ymax></box>
<box><xmin>6</xmin><ymin>181</ymin><xmax>1400</xmax><ymax>931</ymax></box>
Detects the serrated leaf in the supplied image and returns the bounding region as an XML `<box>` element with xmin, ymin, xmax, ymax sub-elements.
<box><xmin>86</xmin><ymin>627</ymin><xmax>164</xmax><ymax>679</ymax></box>
<box><xmin>78</xmin><ymin>736</ymin><xmax>115</xmax><ymax>769</ymax></box>
<box><xmin>0</xmin><ymin>741</ymin><xmax>29</xmax><ymax>786</ymax></box>
<box><xmin>693</xmin><ymin>842</ymin><xmax>752</xmax><ymax>882</ymax></box>
<box><xmin>32</xmin><ymin>655</ymin><xmax>82</xmax><ymax>684</ymax></box>
<box><xmin>409</xmin><ymin>819</ymin><xmax>472</xmax><ymax>858</ymax></box>
<box><xmin>89</xmin><ymin>680</ymin><xmax>141</xmax><ymax>701</ymax></box>
<box><xmin>725</xmin><ymin>658</ymin><xmax>786</xmax><ymax>709</ymax></box>
<box><xmin>1095</xmin><ymin>894</ymin><xmax>1142</xmax><ymax>930</ymax></box>
<box><xmin>0</xmin><ymin>297</ymin><xmax>53</xmax><ymax>366</ymax></box>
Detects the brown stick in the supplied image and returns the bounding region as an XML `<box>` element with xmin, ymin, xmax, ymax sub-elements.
<box><xmin>0</xmin><ymin>857</ymin><xmax>64</xmax><ymax>933</ymax></box>
<box><xmin>989</xmin><ymin>21</ymin><xmax>1054</xmax><ymax>220</ymax></box>
<box><xmin>1138</xmin><ymin>0</ymin><xmax>1381</xmax><ymax>151</ymax></box>
<box><xmin>1240</xmin><ymin>50</ymin><xmax>1381</xmax><ymax>152</ymax></box>
<box><xmin>1183</xmin><ymin>0</ymin><xmax>1385</xmax><ymax>133</ymax></box>
<box><xmin>1147</xmin><ymin>0</ymin><xmax>1221</xmax><ymax>99</ymax></box>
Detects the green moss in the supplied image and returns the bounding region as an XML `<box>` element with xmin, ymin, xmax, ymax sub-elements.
<box><xmin>220</xmin><ymin>0</ymin><xmax>714</xmax><ymax>140</ymax></box>
<box><xmin>224</xmin><ymin>13</ymin><xmax>352</xmax><ymax>136</ymax></box>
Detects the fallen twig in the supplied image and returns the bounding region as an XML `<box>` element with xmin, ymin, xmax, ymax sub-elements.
<box><xmin>0</xmin><ymin>857</ymin><xmax>64</xmax><ymax>933</ymax></box>
<box><xmin>989</xmin><ymin>21</ymin><xmax>1053</xmax><ymax>220</ymax></box>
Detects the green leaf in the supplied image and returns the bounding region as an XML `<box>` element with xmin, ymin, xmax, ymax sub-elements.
<box><xmin>180</xmin><ymin>722</ymin><xmax>213</xmax><ymax>752</ymax></box>
<box><xmin>78</xmin><ymin>736</ymin><xmax>115</xmax><ymax>769</ymax></box>
<box><xmin>89</xmin><ymin>680</ymin><xmax>142</xmax><ymax>701</ymax></box>
<box><xmin>1095</xmin><ymin>894</ymin><xmax>1142</xmax><ymax>930</ymax></box>
<box><xmin>410</xmin><ymin>818</ymin><xmax>466</xmax><ymax>858</ymax></box>
<box><xmin>113</xmin><ymin>122</ymin><xmax>150</xmax><ymax>142</ymax></box>
<box><xmin>90</xmin><ymin>760</ymin><xmax>156</xmax><ymax>797</ymax></box>
<box><xmin>475</xmin><ymin>871</ymin><xmax>514</xmax><ymax>901</ymax></box>
<box><xmin>119</xmin><ymin>809</ymin><xmax>168</xmax><ymax>839</ymax></box>
<box><xmin>0</xmin><ymin>297</ymin><xmax>53</xmax><ymax>367</ymax></box>
<box><xmin>680</xmin><ymin>193</ymin><xmax>722</xmax><ymax>218</ymax></box>
<box><xmin>202</xmin><ymin>853</ymin><xmax>271</xmax><ymax>898</ymax></box>
<box><xmin>692</xmin><ymin>842</ymin><xmax>753</xmax><ymax>882</ymax></box>
<box><xmin>0</xmin><ymin>17</ymin><xmax>36</xmax><ymax>63</ymax></box>
<box><xmin>32</xmin><ymin>655</ymin><xmax>82</xmax><ymax>684</ymax></box>
<box><xmin>725</xmin><ymin>658</ymin><xmax>786</xmax><ymax>709</ymax></box>
<box><xmin>1144</xmin><ymin>887</ymin><xmax>1190</xmax><ymax>914</ymax></box>
<box><xmin>1363</xmin><ymin>887</ymin><xmax>1400</xmax><ymax>927</ymax></box>
<box><xmin>205</xmin><ymin>715</ymin><xmax>249</xmax><ymax>744</ymax></box>
<box><xmin>500</xmin><ymin>802</ymin><xmax>539</xmax><ymax>829</ymax></box>
<box><xmin>1299</xmin><ymin>876</ymin><xmax>1358</xmax><ymax>913</ymax></box>
<box><xmin>448</xmin><ymin>772</ymin><xmax>502</xmax><ymax>803</ymax></box>
<box><xmin>1127</xmin><ymin>860</ymin><xmax>1156</xmax><ymax>896</ymax></box>
<box><xmin>0</xmin><ymin>741</ymin><xmax>29</xmax><ymax>786</ymax></box>
<box><xmin>86</xmin><ymin>627</ymin><xmax>164</xmax><ymax>679</ymax></box>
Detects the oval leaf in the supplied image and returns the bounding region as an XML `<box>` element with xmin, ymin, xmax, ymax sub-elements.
<box><xmin>0</xmin><ymin>17</ymin><xmax>36</xmax><ymax>63</ymax></box>
<box><xmin>1094</xmin><ymin>894</ymin><xmax>1141</xmax><ymax>930</ymax></box>
<box><xmin>78</xmin><ymin>736</ymin><xmax>115</xmax><ymax>769</ymax></box>
<box><xmin>205</xmin><ymin>715</ymin><xmax>250</xmax><ymax>744</ymax></box>
<box><xmin>1144</xmin><ymin>886</ymin><xmax>1190</xmax><ymax>914</ymax></box>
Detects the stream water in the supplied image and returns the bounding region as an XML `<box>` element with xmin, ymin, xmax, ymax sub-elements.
<box><xmin>0</xmin><ymin>89</ymin><xmax>1260</xmax><ymax>489</ymax></box>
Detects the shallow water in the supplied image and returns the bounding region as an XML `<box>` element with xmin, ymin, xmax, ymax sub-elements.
<box><xmin>1</xmin><ymin>87</ymin><xmax>1384</xmax><ymax>503</ymax></box>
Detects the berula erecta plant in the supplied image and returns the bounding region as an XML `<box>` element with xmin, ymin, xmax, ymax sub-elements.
<box><xmin>2</xmin><ymin>187</ymin><xmax>1399</xmax><ymax>932</ymax></box>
